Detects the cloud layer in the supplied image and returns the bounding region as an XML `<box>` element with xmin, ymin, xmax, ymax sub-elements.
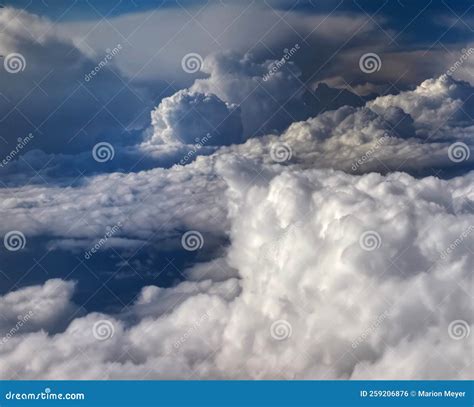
<box><xmin>1</xmin><ymin>3</ymin><xmax>473</xmax><ymax>381</ymax></box>
<box><xmin>1</xmin><ymin>158</ymin><xmax>472</xmax><ymax>379</ymax></box>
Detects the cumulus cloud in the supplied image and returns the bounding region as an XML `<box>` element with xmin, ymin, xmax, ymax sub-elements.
<box><xmin>0</xmin><ymin>77</ymin><xmax>472</xmax><ymax>266</ymax></box>
<box><xmin>0</xmin><ymin>279</ymin><xmax>80</xmax><ymax>336</ymax></box>
<box><xmin>3</xmin><ymin>75</ymin><xmax>471</xmax><ymax>189</ymax></box>
<box><xmin>191</xmin><ymin>52</ymin><xmax>311</xmax><ymax>137</ymax></box>
<box><xmin>1</xmin><ymin>0</ymin><xmax>473</xmax><ymax>382</ymax></box>
<box><xmin>147</xmin><ymin>89</ymin><xmax>243</xmax><ymax>146</ymax></box>
<box><xmin>1</xmin><ymin>158</ymin><xmax>472</xmax><ymax>379</ymax></box>
<box><xmin>368</xmin><ymin>76</ymin><xmax>474</xmax><ymax>140</ymax></box>
<box><xmin>0</xmin><ymin>75</ymin><xmax>472</xmax><ymax>286</ymax></box>
<box><xmin>211</xmin><ymin>76</ymin><xmax>473</xmax><ymax>178</ymax></box>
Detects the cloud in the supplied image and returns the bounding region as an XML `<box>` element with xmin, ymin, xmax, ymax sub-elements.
<box><xmin>212</xmin><ymin>76</ymin><xmax>473</xmax><ymax>177</ymax></box>
<box><xmin>0</xmin><ymin>77</ymin><xmax>472</xmax><ymax>260</ymax></box>
<box><xmin>368</xmin><ymin>76</ymin><xmax>474</xmax><ymax>139</ymax></box>
<box><xmin>191</xmin><ymin>52</ymin><xmax>311</xmax><ymax>137</ymax></box>
<box><xmin>147</xmin><ymin>89</ymin><xmax>243</xmax><ymax>146</ymax></box>
<box><xmin>56</xmin><ymin>1</ymin><xmax>471</xmax><ymax>94</ymax></box>
<box><xmin>57</xmin><ymin>2</ymin><xmax>377</xmax><ymax>85</ymax></box>
<box><xmin>1</xmin><ymin>159</ymin><xmax>472</xmax><ymax>379</ymax></box>
<box><xmin>1</xmin><ymin>74</ymin><xmax>472</xmax><ymax>258</ymax></box>
<box><xmin>0</xmin><ymin>279</ymin><xmax>80</xmax><ymax>336</ymax></box>
<box><xmin>0</xmin><ymin>8</ymin><xmax>151</xmax><ymax>155</ymax></box>
<box><xmin>0</xmin><ymin>155</ymin><xmax>229</xmax><ymax>244</ymax></box>
<box><xmin>1</xmin><ymin>2</ymin><xmax>469</xmax><ymax>160</ymax></box>
<box><xmin>1</xmin><ymin>0</ymin><xmax>473</xmax><ymax>381</ymax></box>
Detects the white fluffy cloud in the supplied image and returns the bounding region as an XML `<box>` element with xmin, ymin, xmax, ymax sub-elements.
<box><xmin>368</xmin><ymin>76</ymin><xmax>474</xmax><ymax>140</ymax></box>
<box><xmin>148</xmin><ymin>89</ymin><xmax>243</xmax><ymax>146</ymax></box>
<box><xmin>1</xmin><ymin>159</ymin><xmax>472</xmax><ymax>379</ymax></box>
<box><xmin>0</xmin><ymin>279</ymin><xmax>80</xmax><ymax>337</ymax></box>
<box><xmin>1</xmin><ymin>2</ymin><xmax>473</xmax><ymax>382</ymax></box>
<box><xmin>214</xmin><ymin>76</ymin><xmax>473</xmax><ymax>177</ymax></box>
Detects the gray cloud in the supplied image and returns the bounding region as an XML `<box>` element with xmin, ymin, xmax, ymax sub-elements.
<box><xmin>0</xmin><ymin>8</ymin><xmax>151</xmax><ymax>155</ymax></box>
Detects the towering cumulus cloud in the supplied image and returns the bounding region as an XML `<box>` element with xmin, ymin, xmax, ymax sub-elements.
<box><xmin>148</xmin><ymin>89</ymin><xmax>243</xmax><ymax>146</ymax></box>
